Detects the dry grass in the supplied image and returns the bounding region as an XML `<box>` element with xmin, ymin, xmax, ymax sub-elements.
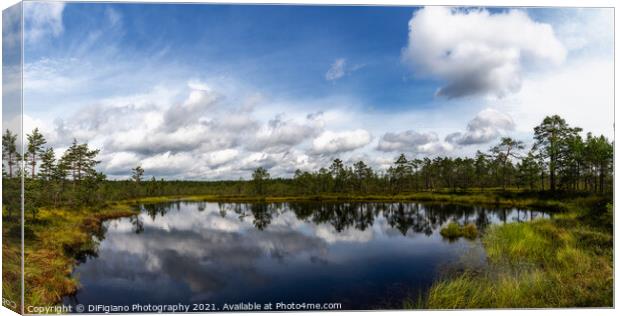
<box><xmin>2</xmin><ymin>204</ymin><xmax>138</xmax><ymax>308</ymax></box>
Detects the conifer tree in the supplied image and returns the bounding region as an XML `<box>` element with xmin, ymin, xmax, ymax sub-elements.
<box><xmin>26</xmin><ymin>128</ymin><xmax>46</xmax><ymax>178</ymax></box>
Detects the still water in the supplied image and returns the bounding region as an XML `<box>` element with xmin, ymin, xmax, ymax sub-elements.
<box><xmin>63</xmin><ymin>201</ymin><xmax>549</xmax><ymax>311</ymax></box>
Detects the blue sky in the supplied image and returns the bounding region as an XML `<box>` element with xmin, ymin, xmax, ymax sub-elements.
<box><xmin>28</xmin><ymin>4</ymin><xmax>437</xmax><ymax>109</ymax></box>
<box><xmin>9</xmin><ymin>2</ymin><xmax>614</xmax><ymax>179</ymax></box>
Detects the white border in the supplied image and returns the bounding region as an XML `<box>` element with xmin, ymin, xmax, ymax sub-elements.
<box><xmin>1</xmin><ymin>1</ymin><xmax>617</xmax><ymax>316</ymax></box>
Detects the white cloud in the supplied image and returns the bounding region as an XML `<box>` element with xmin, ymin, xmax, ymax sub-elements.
<box><xmin>446</xmin><ymin>108</ymin><xmax>515</xmax><ymax>145</ymax></box>
<box><xmin>20</xmin><ymin>6</ymin><xmax>611</xmax><ymax>180</ymax></box>
<box><xmin>205</xmin><ymin>149</ymin><xmax>239</xmax><ymax>169</ymax></box>
<box><xmin>417</xmin><ymin>141</ymin><xmax>455</xmax><ymax>154</ymax></box>
<box><xmin>163</xmin><ymin>82</ymin><xmax>221</xmax><ymax>130</ymax></box>
<box><xmin>315</xmin><ymin>224</ymin><xmax>373</xmax><ymax>244</ymax></box>
<box><xmin>24</xmin><ymin>2</ymin><xmax>65</xmax><ymax>43</ymax></box>
<box><xmin>311</xmin><ymin>129</ymin><xmax>372</xmax><ymax>155</ymax></box>
<box><xmin>237</xmin><ymin>152</ymin><xmax>279</xmax><ymax>171</ymax></box>
<box><xmin>325</xmin><ymin>58</ymin><xmax>346</xmax><ymax>81</ymax></box>
<box><xmin>403</xmin><ymin>7</ymin><xmax>566</xmax><ymax>98</ymax></box>
<box><xmin>141</xmin><ymin>152</ymin><xmax>196</xmax><ymax>176</ymax></box>
<box><xmin>103</xmin><ymin>152</ymin><xmax>141</xmax><ymax>175</ymax></box>
<box><xmin>324</xmin><ymin>58</ymin><xmax>366</xmax><ymax>82</ymax></box>
<box><xmin>552</xmin><ymin>8</ymin><xmax>613</xmax><ymax>55</ymax></box>
<box><xmin>499</xmin><ymin>58</ymin><xmax>613</xmax><ymax>138</ymax></box>
<box><xmin>377</xmin><ymin>130</ymin><xmax>438</xmax><ymax>152</ymax></box>
<box><xmin>250</xmin><ymin>114</ymin><xmax>323</xmax><ymax>153</ymax></box>
<box><xmin>376</xmin><ymin>130</ymin><xmax>454</xmax><ymax>155</ymax></box>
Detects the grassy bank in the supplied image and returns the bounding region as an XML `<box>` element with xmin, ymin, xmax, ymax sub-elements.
<box><xmin>2</xmin><ymin>203</ymin><xmax>138</xmax><ymax>310</ymax></box>
<box><xmin>423</xmin><ymin>198</ymin><xmax>613</xmax><ymax>308</ymax></box>
<box><xmin>124</xmin><ymin>189</ymin><xmax>577</xmax><ymax>211</ymax></box>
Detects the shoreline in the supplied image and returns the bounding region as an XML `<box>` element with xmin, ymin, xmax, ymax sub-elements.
<box><xmin>3</xmin><ymin>203</ymin><xmax>139</xmax><ymax>310</ymax></box>
<box><xmin>125</xmin><ymin>191</ymin><xmax>579</xmax><ymax>212</ymax></box>
<box><xmin>3</xmin><ymin>191</ymin><xmax>611</xmax><ymax>309</ymax></box>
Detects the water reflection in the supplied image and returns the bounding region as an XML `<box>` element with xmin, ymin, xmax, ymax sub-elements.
<box><xmin>210</xmin><ymin>202</ymin><xmax>547</xmax><ymax>236</ymax></box>
<box><xmin>64</xmin><ymin>202</ymin><xmax>549</xmax><ymax>311</ymax></box>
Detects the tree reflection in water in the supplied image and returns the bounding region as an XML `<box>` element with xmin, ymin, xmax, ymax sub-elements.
<box><xmin>134</xmin><ymin>201</ymin><xmax>550</xmax><ymax>237</ymax></box>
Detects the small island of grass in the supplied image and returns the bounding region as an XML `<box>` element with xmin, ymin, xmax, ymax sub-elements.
<box><xmin>440</xmin><ymin>222</ymin><xmax>478</xmax><ymax>240</ymax></box>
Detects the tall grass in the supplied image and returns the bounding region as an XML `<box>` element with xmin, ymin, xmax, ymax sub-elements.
<box><xmin>425</xmin><ymin>199</ymin><xmax>613</xmax><ymax>308</ymax></box>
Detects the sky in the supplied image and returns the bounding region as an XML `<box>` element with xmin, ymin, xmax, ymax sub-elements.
<box><xmin>5</xmin><ymin>2</ymin><xmax>614</xmax><ymax>180</ymax></box>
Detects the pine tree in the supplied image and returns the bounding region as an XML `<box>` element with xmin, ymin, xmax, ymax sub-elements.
<box><xmin>61</xmin><ymin>139</ymin><xmax>101</xmax><ymax>181</ymax></box>
<box><xmin>533</xmin><ymin>115</ymin><xmax>581</xmax><ymax>191</ymax></box>
<box><xmin>490</xmin><ymin>137</ymin><xmax>524</xmax><ymax>190</ymax></box>
<box><xmin>26</xmin><ymin>128</ymin><xmax>47</xmax><ymax>178</ymax></box>
<box><xmin>252</xmin><ymin>167</ymin><xmax>270</xmax><ymax>195</ymax></box>
<box><xmin>2</xmin><ymin>129</ymin><xmax>18</xmax><ymax>178</ymax></box>
<box><xmin>131</xmin><ymin>165</ymin><xmax>145</xmax><ymax>183</ymax></box>
<box><xmin>38</xmin><ymin>147</ymin><xmax>56</xmax><ymax>181</ymax></box>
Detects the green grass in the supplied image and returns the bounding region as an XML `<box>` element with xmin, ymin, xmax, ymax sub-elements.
<box><xmin>424</xmin><ymin>199</ymin><xmax>613</xmax><ymax>308</ymax></box>
<box><xmin>2</xmin><ymin>203</ymin><xmax>139</xmax><ymax>309</ymax></box>
<box><xmin>440</xmin><ymin>222</ymin><xmax>478</xmax><ymax>241</ymax></box>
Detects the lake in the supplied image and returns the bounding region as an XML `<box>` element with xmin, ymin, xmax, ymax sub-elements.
<box><xmin>63</xmin><ymin>201</ymin><xmax>549</xmax><ymax>311</ymax></box>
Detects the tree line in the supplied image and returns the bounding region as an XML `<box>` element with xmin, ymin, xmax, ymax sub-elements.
<box><xmin>2</xmin><ymin>114</ymin><xmax>613</xmax><ymax>220</ymax></box>
<box><xmin>267</xmin><ymin>115</ymin><xmax>613</xmax><ymax>196</ymax></box>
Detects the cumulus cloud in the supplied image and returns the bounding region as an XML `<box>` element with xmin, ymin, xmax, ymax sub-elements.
<box><xmin>402</xmin><ymin>7</ymin><xmax>566</xmax><ymax>98</ymax></box>
<box><xmin>311</xmin><ymin>129</ymin><xmax>372</xmax><ymax>155</ymax></box>
<box><xmin>163</xmin><ymin>82</ymin><xmax>221</xmax><ymax>131</ymax></box>
<box><xmin>376</xmin><ymin>129</ymin><xmax>454</xmax><ymax>155</ymax></box>
<box><xmin>377</xmin><ymin>130</ymin><xmax>438</xmax><ymax>152</ymax></box>
<box><xmin>445</xmin><ymin>108</ymin><xmax>515</xmax><ymax>145</ymax></box>
<box><xmin>24</xmin><ymin>2</ymin><xmax>65</xmax><ymax>43</ymax></box>
<box><xmin>103</xmin><ymin>152</ymin><xmax>141</xmax><ymax>175</ymax></box>
<box><xmin>237</xmin><ymin>153</ymin><xmax>279</xmax><ymax>171</ymax></box>
<box><xmin>38</xmin><ymin>79</ymin><xmax>338</xmax><ymax>179</ymax></box>
<box><xmin>205</xmin><ymin>149</ymin><xmax>239</xmax><ymax>169</ymax></box>
<box><xmin>249</xmin><ymin>114</ymin><xmax>323</xmax><ymax>153</ymax></box>
<box><xmin>141</xmin><ymin>152</ymin><xmax>196</xmax><ymax>176</ymax></box>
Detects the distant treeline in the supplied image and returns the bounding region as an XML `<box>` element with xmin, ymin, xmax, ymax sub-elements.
<box><xmin>2</xmin><ymin>114</ymin><xmax>613</xmax><ymax>220</ymax></box>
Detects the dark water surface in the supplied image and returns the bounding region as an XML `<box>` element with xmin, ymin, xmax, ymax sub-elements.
<box><xmin>63</xmin><ymin>201</ymin><xmax>549</xmax><ymax>311</ymax></box>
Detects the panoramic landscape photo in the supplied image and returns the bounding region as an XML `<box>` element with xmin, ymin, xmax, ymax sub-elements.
<box><xmin>1</xmin><ymin>1</ymin><xmax>614</xmax><ymax>313</ymax></box>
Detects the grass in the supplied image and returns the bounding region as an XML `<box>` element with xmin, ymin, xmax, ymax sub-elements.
<box><xmin>1</xmin><ymin>229</ymin><xmax>21</xmax><ymax>313</ymax></box>
<box><xmin>423</xmin><ymin>198</ymin><xmax>613</xmax><ymax>308</ymax></box>
<box><xmin>440</xmin><ymin>222</ymin><xmax>478</xmax><ymax>241</ymax></box>
<box><xmin>2</xmin><ymin>203</ymin><xmax>138</xmax><ymax>310</ymax></box>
